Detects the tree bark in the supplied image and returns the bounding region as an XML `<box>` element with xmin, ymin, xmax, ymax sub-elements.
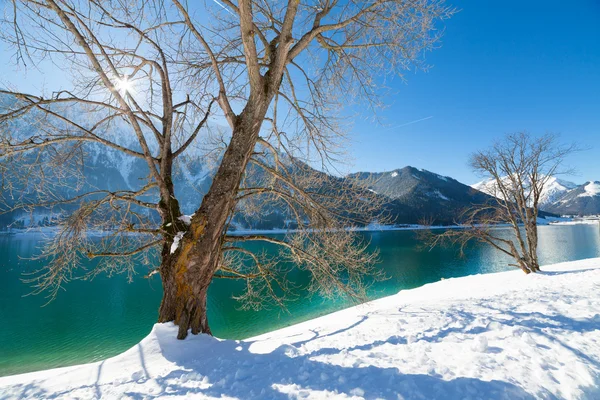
<box><xmin>158</xmin><ymin>242</ymin><xmax>212</xmax><ymax>339</ymax></box>
<box><xmin>526</xmin><ymin>221</ymin><xmax>541</xmax><ymax>272</ymax></box>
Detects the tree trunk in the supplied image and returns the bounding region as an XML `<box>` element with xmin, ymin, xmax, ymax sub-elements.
<box><xmin>524</xmin><ymin>221</ymin><xmax>540</xmax><ymax>273</ymax></box>
<box><xmin>157</xmin><ymin>98</ymin><xmax>270</xmax><ymax>339</ymax></box>
<box><xmin>514</xmin><ymin>257</ymin><xmax>532</xmax><ymax>274</ymax></box>
<box><xmin>158</xmin><ymin>242</ymin><xmax>213</xmax><ymax>339</ymax></box>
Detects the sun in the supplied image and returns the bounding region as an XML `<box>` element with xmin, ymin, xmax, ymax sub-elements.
<box><xmin>115</xmin><ymin>76</ymin><xmax>134</xmax><ymax>95</ymax></box>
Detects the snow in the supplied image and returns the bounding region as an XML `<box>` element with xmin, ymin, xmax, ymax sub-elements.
<box><xmin>578</xmin><ymin>181</ymin><xmax>600</xmax><ymax>198</ymax></box>
<box><xmin>2</xmin><ymin>258</ymin><xmax>600</xmax><ymax>399</ymax></box>
<box><xmin>536</xmin><ymin>216</ymin><xmax>572</xmax><ymax>225</ymax></box>
<box><xmin>391</xmin><ymin>171</ymin><xmax>398</xmax><ymax>178</ymax></box>
<box><xmin>170</xmin><ymin>232</ymin><xmax>185</xmax><ymax>254</ymax></box>
<box><xmin>178</xmin><ymin>214</ymin><xmax>195</xmax><ymax>226</ymax></box>
<box><xmin>472</xmin><ymin>175</ymin><xmax>578</xmax><ymax>207</ymax></box>
<box><xmin>433</xmin><ymin>190</ymin><xmax>450</xmax><ymax>201</ymax></box>
<box><xmin>550</xmin><ymin>218</ymin><xmax>600</xmax><ymax>226</ymax></box>
<box><xmin>425</xmin><ymin>190</ymin><xmax>450</xmax><ymax>201</ymax></box>
<box><xmin>536</xmin><ymin>176</ymin><xmax>578</xmax><ymax>205</ymax></box>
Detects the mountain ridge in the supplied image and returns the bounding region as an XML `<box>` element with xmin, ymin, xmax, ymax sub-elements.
<box><xmin>2</xmin><ymin>156</ymin><xmax>574</xmax><ymax>229</ymax></box>
<box><xmin>469</xmin><ymin>175</ymin><xmax>600</xmax><ymax>216</ymax></box>
<box><xmin>544</xmin><ymin>181</ymin><xmax>600</xmax><ymax>216</ymax></box>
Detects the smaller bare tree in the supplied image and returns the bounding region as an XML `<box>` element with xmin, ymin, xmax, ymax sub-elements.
<box><xmin>424</xmin><ymin>132</ymin><xmax>577</xmax><ymax>274</ymax></box>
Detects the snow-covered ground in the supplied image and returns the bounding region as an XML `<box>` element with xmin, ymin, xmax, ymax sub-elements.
<box><xmin>550</xmin><ymin>217</ymin><xmax>600</xmax><ymax>226</ymax></box>
<box><xmin>2</xmin><ymin>258</ymin><xmax>600</xmax><ymax>399</ymax></box>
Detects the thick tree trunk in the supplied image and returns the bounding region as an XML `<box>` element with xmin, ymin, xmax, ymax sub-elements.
<box><xmin>157</xmin><ymin>98</ymin><xmax>270</xmax><ymax>339</ymax></box>
<box><xmin>158</xmin><ymin>243</ymin><xmax>213</xmax><ymax>339</ymax></box>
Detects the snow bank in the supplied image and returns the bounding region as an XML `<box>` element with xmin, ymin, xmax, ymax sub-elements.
<box><xmin>2</xmin><ymin>258</ymin><xmax>600</xmax><ymax>399</ymax></box>
<box><xmin>550</xmin><ymin>218</ymin><xmax>600</xmax><ymax>226</ymax></box>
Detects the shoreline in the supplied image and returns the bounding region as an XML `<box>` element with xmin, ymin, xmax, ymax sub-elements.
<box><xmin>2</xmin><ymin>215</ymin><xmax>597</xmax><ymax>237</ymax></box>
<box><xmin>2</xmin><ymin>257</ymin><xmax>599</xmax><ymax>399</ymax></box>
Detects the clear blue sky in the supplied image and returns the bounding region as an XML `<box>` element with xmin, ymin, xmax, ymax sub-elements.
<box><xmin>348</xmin><ymin>0</ymin><xmax>600</xmax><ymax>185</ymax></box>
<box><xmin>1</xmin><ymin>0</ymin><xmax>598</xmax><ymax>185</ymax></box>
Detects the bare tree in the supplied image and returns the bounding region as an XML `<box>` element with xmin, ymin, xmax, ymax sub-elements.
<box><xmin>0</xmin><ymin>0</ymin><xmax>453</xmax><ymax>338</ymax></box>
<box><xmin>424</xmin><ymin>132</ymin><xmax>577</xmax><ymax>274</ymax></box>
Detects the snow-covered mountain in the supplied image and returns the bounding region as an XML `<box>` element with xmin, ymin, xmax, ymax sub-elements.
<box><xmin>1</xmin><ymin>139</ymin><xmax>213</xmax><ymax>216</ymax></box>
<box><xmin>544</xmin><ymin>181</ymin><xmax>600</xmax><ymax>216</ymax></box>
<box><xmin>348</xmin><ymin>166</ymin><xmax>495</xmax><ymax>225</ymax></box>
<box><xmin>4</xmin><ymin>156</ymin><xmax>566</xmax><ymax>229</ymax></box>
<box><xmin>471</xmin><ymin>176</ymin><xmax>578</xmax><ymax>209</ymax></box>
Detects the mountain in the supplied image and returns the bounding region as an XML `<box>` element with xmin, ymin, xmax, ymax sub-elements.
<box><xmin>4</xmin><ymin>156</ymin><xmax>562</xmax><ymax>229</ymax></box>
<box><xmin>0</xmin><ymin>141</ymin><xmax>214</xmax><ymax>229</ymax></box>
<box><xmin>1</xmin><ymin>111</ymin><xmax>563</xmax><ymax>230</ymax></box>
<box><xmin>471</xmin><ymin>176</ymin><xmax>578</xmax><ymax>209</ymax></box>
<box><xmin>471</xmin><ymin>175</ymin><xmax>600</xmax><ymax>216</ymax></box>
<box><xmin>349</xmin><ymin>166</ymin><xmax>492</xmax><ymax>225</ymax></box>
<box><xmin>544</xmin><ymin>181</ymin><xmax>600</xmax><ymax>216</ymax></box>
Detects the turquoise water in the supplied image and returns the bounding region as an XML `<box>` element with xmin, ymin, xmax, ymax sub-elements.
<box><xmin>1</xmin><ymin>225</ymin><xmax>599</xmax><ymax>377</ymax></box>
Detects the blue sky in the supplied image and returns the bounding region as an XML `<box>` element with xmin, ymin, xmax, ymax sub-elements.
<box><xmin>348</xmin><ymin>0</ymin><xmax>600</xmax><ymax>184</ymax></box>
<box><xmin>1</xmin><ymin>0</ymin><xmax>598</xmax><ymax>185</ymax></box>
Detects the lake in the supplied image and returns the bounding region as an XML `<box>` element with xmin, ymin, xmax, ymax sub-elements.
<box><xmin>1</xmin><ymin>224</ymin><xmax>599</xmax><ymax>377</ymax></box>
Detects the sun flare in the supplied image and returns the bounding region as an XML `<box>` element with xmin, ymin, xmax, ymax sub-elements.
<box><xmin>115</xmin><ymin>76</ymin><xmax>134</xmax><ymax>95</ymax></box>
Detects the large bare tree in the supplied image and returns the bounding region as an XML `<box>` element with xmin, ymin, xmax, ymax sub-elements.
<box><xmin>0</xmin><ymin>0</ymin><xmax>453</xmax><ymax>338</ymax></box>
<box><xmin>424</xmin><ymin>132</ymin><xmax>577</xmax><ymax>274</ymax></box>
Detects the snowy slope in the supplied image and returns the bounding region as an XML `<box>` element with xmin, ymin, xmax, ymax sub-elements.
<box><xmin>471</xmin><ymin>175</ymin><xmax>578</xmax><ymax>208</ymax></box>
<box><xmin>544</xmin><ymin>181</ymin><xmax>600</xmax><ymax>216</ymax></box>
<box><xmin>0</xmin><ymin>93</ymin><xmax>218</xmax><ymax>226</ymax></box>
<box><xmin>539</xmin><ymin>177</ymin><xmax>579</xmax><ymax>204</ymax></box>
<box><xmin>2</xmin><ymin>258</ymin><xmax>600</xmax><ymax>399</ymax></box>
<box><xmin>579</xmin><ymin>181</ymin><xmax>600</xmax><ymax>197</ymax></box>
